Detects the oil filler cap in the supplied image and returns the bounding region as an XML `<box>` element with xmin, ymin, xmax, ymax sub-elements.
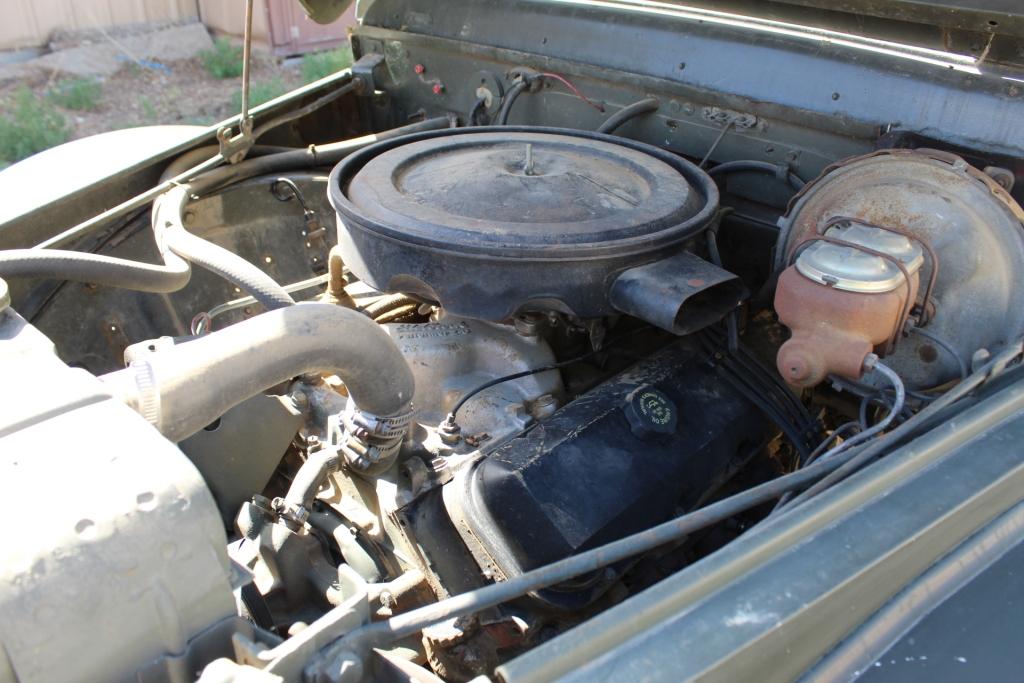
<box><xmin>624</xmin><ymin>386</ymin><xmax>677</xmax><ymax>439</ymax></box>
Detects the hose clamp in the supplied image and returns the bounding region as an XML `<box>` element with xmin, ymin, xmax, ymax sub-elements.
<box><xmin>330</xmin><ymin>400</ymin><xmax>413</xmax><ymax>473</ymax></box>
<box><xmin>129</xmin><ymin>359</ymin><xmax>161</xmax><ymax>430</ymax></box>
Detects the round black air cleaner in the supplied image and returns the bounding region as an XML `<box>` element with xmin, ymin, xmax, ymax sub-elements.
<box><xmin>329</xmin><ymin>126</ymin><xmax>722</xmax><ymax>322</ymax></box>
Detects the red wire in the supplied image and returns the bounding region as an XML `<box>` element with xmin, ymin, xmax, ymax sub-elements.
<box><xmin>538</xmin><ymin>72</ymin><xmax>605</xmax><ymax>112</ymax></box>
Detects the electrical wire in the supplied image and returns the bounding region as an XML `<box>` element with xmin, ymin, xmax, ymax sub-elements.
<box><xmin>445</xmin><ymin>327</ymin><xmax>651</xmax><ymax>422</ymax></box>
<box><xmin>498</xmin><ymin>71</ymin><xmax>604</xmax><ymax>125</ymax></box>
<box><xmin>449</xmin><ymin>348</ymin><xmax>596</xmax><ymax>420</ymax></box>
<box><xmin>697</xmin><ymin>327</ymin><xmax>821</xmax><ymax>461</ymax></box>
<box><xmin>705</xmin><ymin>353</ymin><xmax>815</xmax><ymax>463</ymax></box>
<box><xmin>698</xmin><ymin>121</ymin><xmax>734</xmax><ymax>169</ymax></box>
<box><xmin>537</xmin><ymin>72</ymin><xmax>605</xmax><ymax>112</ymax></box>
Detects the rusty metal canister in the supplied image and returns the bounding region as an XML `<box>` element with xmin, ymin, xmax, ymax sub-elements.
<box><xmin>775</xmin><ymin>223</ymin><xmax>923</xmax><ymax>388</ymax></box>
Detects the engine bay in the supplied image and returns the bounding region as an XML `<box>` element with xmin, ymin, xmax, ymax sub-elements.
<box><xmin>2</xmin><ymin>3</ymin><xmax>1024</xmax><ymax>681</ymax></box>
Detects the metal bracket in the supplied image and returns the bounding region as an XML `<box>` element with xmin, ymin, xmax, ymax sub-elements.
<box><xmin>702</xmin><ymin>106</ymin><xmax>758</xmax><ymax>130</ymax></box>
<box><xmin>221</xmin><ymin>0</ymin><xmax>257</xmax><ymax>164</ymax></box>
<box><xmin>350</xmin><ymin>52</ymin><xmax>386</xmax><ymax>95</ymax></box>
<box><xmin>216</xmin><ymin>119</ymin><xmax>254</xmax><ymax>165</ymax></box>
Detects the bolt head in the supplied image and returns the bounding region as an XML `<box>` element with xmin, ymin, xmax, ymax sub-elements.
<box><xmin>438</xmin><ymin>415</ymin><xmax>462</xmax><ymax>444</ymax></box>
<box><xmin>432</xmin><ymin>83</ymin><xmax>445</xmax><ymax>95</ymax></box>
<box><xmin>414</xmin><ymin>63</ymin><xmax>426</xmax><ymax>74</ymax></box>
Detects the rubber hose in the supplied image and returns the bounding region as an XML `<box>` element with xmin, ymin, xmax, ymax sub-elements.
<box><xmin>189</xmin><ymin>116</ymin><xmax>454</xmax><ymax>197</ymax></box>
<box><xmin>496</xmin><ymin>81</ymin><xmax>529</xmax><ymax>125</ymax></box>
<box><xmin>374</xmin><ymin>304</ymin><xmax>420</xmax><ymax>324</ymax></box>
<box><xmin>159</xmin><ymin>144</ymin><xmax>295</xmax><ymax>184</ymax></box>
<box><xmin>596</xmin><ymin>97</ymin><xmax>660</xmax><ymax>134</ymax></box>
<box><xmin>101</xmin><ymin>303</ymin><xmax>415</xmax><ymax>442</ymax></box>
<box><xmin>285</xmin><ymin>447</ymin><xmax>339</xmax><ymax>510</ymax></box>
<box><xmin>362</xmin><ymin>293</ymin><xmax>419</xmax><ymax>319</ymax></box>
<box><xmin>5</xmin><ymin>120</ymin><xmax>455</xmax><ymax>294</ymax></box>
<box><xmin>709</xmin><ymin>159</ymin><xmax>805</xmax><ymax>191</ymax></box>
<box><xmin>152</xmin><ymin>185</ymin><xmax>295</xmax><ymax>310</ymax></box>
<box><xmin>0</xmin><ymin>248</ymin><xmax>189</xmax><ymax>292</ymax></box>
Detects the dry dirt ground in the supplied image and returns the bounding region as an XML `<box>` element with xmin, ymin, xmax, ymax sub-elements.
<box><xmin>0</xmin><ymin>53</ymin><xmax>304</xmax><ymax>140</ymax></box>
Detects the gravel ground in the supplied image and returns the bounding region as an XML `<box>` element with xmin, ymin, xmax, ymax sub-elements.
<box><xmin>0</xmin><ymin>53</ymin><xmax>305</xmax><ymax>140</ymax></box>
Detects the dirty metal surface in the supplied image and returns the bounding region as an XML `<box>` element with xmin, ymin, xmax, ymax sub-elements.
<box><xmin>781</xmin><ymin>151</ymin><xmax>1024</xmax><ymax>388</ymax></box>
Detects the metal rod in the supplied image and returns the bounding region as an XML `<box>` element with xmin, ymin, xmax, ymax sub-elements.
<box><xmin>240</xmin><ymin>0</ymin><xmax>254</xmax><ymax>127</ymax></box>
<box><xmin>193</xmin><ymin>273</ymin><xmax>330</xmax><ymax>334</ymax></box>
<box><xmin>35</xmin><ymin>153</ymin><xmax>225</xmax><ymax>250</ymax></box>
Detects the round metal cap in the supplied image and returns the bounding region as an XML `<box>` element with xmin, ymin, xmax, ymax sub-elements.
<box><xmin>329</xmin><ymin>126</ymin><xmax>718</xmax><ymax>321</ymax></box>
<box><xmin>342</xmin><ymin>131</ymin><xmax>701</xmax><ymax>257</ymax></box>
<box><xmin>796</xmin><ymin>223</ymin><xmax>924</xmax><ymax>293</ymax></box>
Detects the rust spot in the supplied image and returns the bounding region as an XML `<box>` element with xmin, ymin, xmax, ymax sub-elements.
<box><xmin>686</xmin><ymin>278</ymin><xmax>706</xmax><ymax>287</ymax></box>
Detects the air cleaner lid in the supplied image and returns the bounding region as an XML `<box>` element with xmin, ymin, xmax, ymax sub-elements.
<box><xmin>329</xmin><ymin>127</ymin><xmax>718</xmax><ymax>320</ymax></box>
<box><xmin>341</xmin><ymin>131</ymin><xmax>701</xmax><ymax>258</ymax></box>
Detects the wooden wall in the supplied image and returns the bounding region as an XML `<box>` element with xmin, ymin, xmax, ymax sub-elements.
<box><xmin>1</xmin><ymin>0</ymin><xmax>200</xmax><ymax>50</ymax></box>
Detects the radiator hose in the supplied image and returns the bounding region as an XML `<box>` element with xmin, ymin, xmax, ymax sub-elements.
<box><xmin>101</xmin><ymin>303</ymin><xmax>414</xmax><ymax>445</ymax></box>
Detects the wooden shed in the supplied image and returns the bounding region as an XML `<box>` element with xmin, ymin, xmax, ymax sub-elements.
<box><xmin>200</xmin><ymin>0</ymin><xmax>354</xmax><ymax>55</ymax></box>
<box><xmin>1</xmin><ymin>0</ymin><xmax>200</xmax><ymax>51</ymax></box>
<box><xmin>0</xmin><ymin>0</ymin><xmax>352</xmax><ymax>54</ymax></box>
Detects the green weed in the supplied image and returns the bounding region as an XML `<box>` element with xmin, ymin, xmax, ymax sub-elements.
<box><xmin>138</xmin><ymin>96</ymin><xmax>158</xmax><ymax>125</ymax></box>
<box><xmin>301</xmin><ymin>44</ymin><xmax>353</xmax><ymax>84</ymax></box>
<box><xmin>231</xmin><ymin>77</ymin><xmax>287</xmax><ymax>111</ymax></box>
<box><xmin>48</xmin><ymin>77</ymin><xmax>103</xmax><ymax>111</ymax></box>
<box><xmin>0</xmin><ymin>87</ymin><xmax>69</xmax><ymax>164</ymax></box>
<box><xmin>200</xmin><ymin>38</ymin><xmax>244</xmax><ymax>78</ymax></box>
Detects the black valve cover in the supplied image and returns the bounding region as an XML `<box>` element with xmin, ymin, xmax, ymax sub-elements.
<box><xmin>443</xmin><ymin>341</ymin><xmax>769</xmax><ymax>609</ymax></box>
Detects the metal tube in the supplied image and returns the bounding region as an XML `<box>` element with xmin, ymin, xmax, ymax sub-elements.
<box><xmin>34</xmin><ymin>153</ymin><xmax>225</xmax><ymax>250</ymax></box>
<box><xmin>240</xmin><ymin>0</ymin><xmax>254</xmax><ymax>126</ymax></box>
<box><xmin>311</xmin><ymin>441</ymin><xmax>867</xmax><ymax>662</ymax></box>
<box><xmin>783</xmin><ymin>337</ymin><xmax>1024</xmax><ymax>508</ymax></box>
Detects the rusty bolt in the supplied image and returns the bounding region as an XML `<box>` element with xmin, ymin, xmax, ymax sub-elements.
<box><xmin>290</xmin><ymin>392</ymin><xmax>309</xmax><ymax>411</ymax></box>
<box><xmin>438</xmin><ymin>415</ymin><xmax>462</xmax><ymax>445</ymax></box>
